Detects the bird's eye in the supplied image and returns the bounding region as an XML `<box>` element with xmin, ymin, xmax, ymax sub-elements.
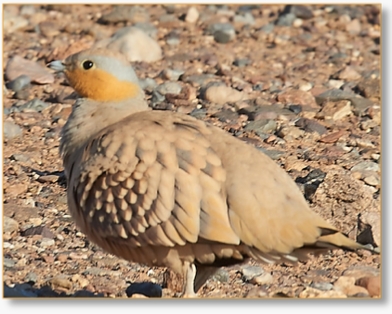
<box><xmin>82</xmin><ymin>60</ymin><xmax>94</xmax><ymax>70</ymax></box>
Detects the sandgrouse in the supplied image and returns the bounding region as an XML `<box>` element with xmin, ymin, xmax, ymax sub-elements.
<box><xmin>48</xmin><ymin>48</ymin><xmax>377</xmax><ymax>297</ymax></box>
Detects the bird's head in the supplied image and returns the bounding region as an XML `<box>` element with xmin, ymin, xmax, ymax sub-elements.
<box><xmin>48</xmin><ymin>48</ymin><xmax>143</xmax><ymax>102</ymax></box>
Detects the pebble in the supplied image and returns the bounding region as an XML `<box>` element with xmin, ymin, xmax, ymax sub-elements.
<box><xmin>356</xmin><ymin>276</ymin><xmax>381</xmax><ymax>297</ymax></box>
<box><xmin>240</xmin><ymin>265</ymin><xmax>265</xmax><ymax>281</ymax></box>
<box><xmin>328</xmin><ymin>79</ymin><xmax>345</xmax><ymax>89</ymax></box>
<box><xmin>94</xmin><ymin>26</ymin><xmax>162</xmax><ymax>63</ymax></box>
<box><xmin>310</xmin><ymin>282</ymin><xmax>334</xmax><ymax>291</ymax></box>
<box><xmin>233</xmin><ymin>58</ymin><xmax>251</xmax><ymax>67</ymax></box>
<box><xmin>258</xmin><ymin>148</ymin><xmax>285</xmax><ymax>160</ymax></box>
<box><xmin>4</xmin><ymin>257</ymin><xmax>16</xmax><ymax>268</ymax></box>
<box><xmin>346</xmin><ymin>19</ymin><xmax>362</xmax><ymax>35</ymax></box>
<box><xmin>278</xmin><ymin>89</ymin><xmax>318</xmax><ymax>108</ymax></box>
<box><xmin>277</xmin><ymin>125</ymin><xmax>305</xmax><ymax>139</ymax></box>
<box><xmin>333</xmin><ymin>276</ymin><xmax>369</xmax><ymax>297</ymax></box>
<box><xmin>25</xmin><ymin>272</ymin><xmax>38</xmax><ymax>283</ymax></box>
<box><xmin>276</xmin><ymin>13</ymin><xmax>296</xmax><ymax>26</ymax></box>
<box><xmin>139</xmin><ymin>78</ymin><xmax>157</xmax><ymax>92</ymax></box>
<box><xmin>3</xmin><ymin>121</ymin><xmax>23</xmax><ymax>140</ymax></box>
<box><xmin>212</xmin><ymin>109</ymin><xmax>239</xmax><ymax>123</ymax></box>
<box><xmin>343</xmin><ymin>266</ymin><xmax>380</xmax><ymax>280</ymax></box>
<box><xmin>19</xmin><ymin>98</ymin><xmax>49</xmax><ymax>113</ymax></box>
<box><xmin>203</xmin><ymin>84</ymin><xmax>244</xmax><ymax>105</ymax></box>
<box><xmin>295</xmin><ymin>118</ymin><xmax>327</xmax><ymax>135</ymax></box>
<box><xmin>317</xmin><ymin>100</ymin><xmax>352</xmax><ymax>120</ymax></box>
<box><xmin>299</xmin><ymin>287</ymin><xmax>347</xmax><ymax>298</ymax></box>
<box><xmin>100</xmin><ymin>5</ymin><xmax>150</xmax><ymax>24</ymax></box>
<box><xmin>156</xmin><ymin>82</ymin><xmax>182</xmax><ymax>95</ymax></box>
<box><xmin>166</xmin><ymin>36</ymin><xmax>180</xmax><ymax>46</ymax></box>
<box><xmin>4</xmin><ymin>216</ymin><xmax>19</xmax><ymax>233</ymax></box>
<box><xmin>126</xmin><ymin>282</ymin><xmax>162</xmax><ymax>298</ymax></box>
<box><xmin>50</xmin><ymin>275</ymin><xmax>73</xmax><ymax>290</ymax></box>
<box><xmin>244</xmin><ymin>120</ymin><xmax>277</xmax><ymax>135</ymax></box>
<box><xmin>363</xmin><ymin>174</ymin><xmax>380</xmax><ymax>187</ymax></box>
<box><xmin>211</xmin><ymin>268</ymin><xmax>230</xmax><ymax>283</ymax></box>
<box><xmin>6</xmin><ymin>74</ymin><xmax>31</xmax><ymax>92</ymax></box>
<box><xmin>351</xmin><ymin>160</ymin><xmax>380</xmax><ymax>173</ymax></box>
<box><xmin>245</xmin><ymin>287</ymin><xmax>268</xmax><ymax>298</ymax></box>
<box><xmin>23</xmin><ymin>226</ymin><xmax>55</xmax><ymax>239</ymax></box>
<box><xmin>185</xmin><ymin>6</ymin><xmax>199</xmax><ymax>23</ymax></box>
<box><xmin>210</xmin><ymin>23</ymin><xmax>236</xmax><ymax>43</ymax></box>
<box><xmin>133</xmin><ymin>22</ymin><xmax>158</xmax><ymax>39</ymax></box>
<box><xmin>289</xmin><ymin>5</ymin><xmax>314</xmax><ymax>19</ymax></box>
<box><xmin>40</xmin><ymin>238</ymin><xmax>55</xmax><ymax>247</ymax></box>
<box><xmin>20</xmin><ymin>5</ymin><xmax>36</xmax><ymax>16</ymax></box>
<box><xmin>233</xmin><ymin>12</ymin><xmax>255</xmax><ymax>25</ymax></box>
<box><xmin>259</xmin><ymin>23</ymin><xmax>275</xmax><ymax>34</ymax></box>
<box><xmin>250</xmin><ymin>272</ymin><xmax>274</xmax><ymax>285</ymax></box>
<box><xmin>5</xmin><ymin>183</ymin><xmax>28</xmax><ymax>197</ymax></box>
<box><xmin>160</xmin><ymin>69</ymin><xmax>185</xmax><ymax>81</ymax></box>
<box><xmin>338</xmin><ymin>66</ymin><xmax>362</xmax><ymax>81</ymax></box>
<box><xmin>3</xmin><ymin>15</ymin><xmax>28</xmax><ymax>34</ymax></box>
<box><xmin>357</xmin><ymin>78</ymin><xmax>380</xmax><ymax>99</ymax></box>
<box><xmin>5</xmin><ymin>55</ymin><xmax>54</xmax><ymax>84</ymax></box>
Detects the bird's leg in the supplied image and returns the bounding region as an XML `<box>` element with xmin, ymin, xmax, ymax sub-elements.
<box><xmin>181</xmin><ymin>261</ymin><xmax>198</xmax><ymax>298</ymax></box>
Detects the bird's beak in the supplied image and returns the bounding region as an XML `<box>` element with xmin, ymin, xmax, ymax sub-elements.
<box><xmin>47</xmin><ymin>60</ymin><xmax>66</xmax><ymax>72</ymax></box>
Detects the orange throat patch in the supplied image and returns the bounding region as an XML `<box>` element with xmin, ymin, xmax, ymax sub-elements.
<box><xmin>65</xmin><ymin>68</ymin><xmax>139</xmax><ymax>102</ymax></box>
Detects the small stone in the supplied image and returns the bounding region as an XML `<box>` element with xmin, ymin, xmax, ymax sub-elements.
<box><xmin>100</xmin><ymin>5</ymin><xmax>150</xmax><ymax>24</ymax></box>
<box><xmin>240</xmin><ymin>265</ymin><xmax>264</xmax><ymax>282</ymax></box>
<box><xmin>156</xmin><ymin>82</ymin><xmax>182</xmax><ymax>95</ymax></box>
<box><xmin>19</xmin><ymin>99</ymin><xmax>49</xmax><ymax>113</ymax></box>
<box><xmin>139</xmin><ymin>78</ymin><xmax>158</xmax><ymax>92</ymax></box>
<box><xmin>94</xmin><ymin>26</ymin><xmax>162</xmax><ymax>63</ymax></box>
<box><xmin>211</xmin><ymin>268</ymin><xmax>230</xmax><ymax>283</ymax></box>
<box><xmin>50</xmin><ymin>275</ymin><xmax>72</xmax><ymax>290</ymax></box>
<box><xmin>4</xmin><ymin>258</ymin><xmax>16</xmax><ymax>268</ymax></box>
<box><xmin>357</xmin><ymin>78</ymin><xmax>380</xmax><ymax>99</ymax></box>
<box><xmin>43</xmin><ymin>255</ymin><xmax>55</xmax><ymax>263</ymax></box>
<box><xmin>28</xmin><ymin>218</ymin><xmax>42</xmax><ymax>226</ymax></box>
<box><xmin>210</xmin><ymin>23</ymin><xmax>236</xmax><ymax>43</ymax></box>
<box><xmin>69</xmin><ymin>252</ymin><xmax>88</xmax><ymax>260</ymax></box>
<box><xmin>203</xmin><ymin>84</ymin><xmax>244</xmax><ymax>105</ymax></box>
<box><xmin>38</xmin><ymin>21</ymin><xmax>60</xmax><ymax>37</ymax></box>
<box><xmin>37</xmin><ymin>175</ymin><xmax>59</xmax><ymax>183</ymax></box>
<box><xmin>126</xmin><ymin>282</ymin><xmax>162</xmax><ymax>298</ymax></box>
<box><xmin>289</xmin><ymin>5</ymin><xmax>314</xmax><ymax>19</ymax></box>
<box><xmin>295</xmin><ymin>118</ymin><xmax>327</xmax><ymax>135</ymax></box>
<box><xmin>3</xmin><ymin>15</ymin><xmax>28</xmax><ymax>34</ymax></box>
<box><xmin>351</xmin><ymin>160</ymin><xmax>380</xmax><ymax>173</ymax></box>
<box><xmin>133</xmin><ymin>22</ymin><xmax>158</xmax><ymax>39</ymax></box>
<box><xmin>212</xmin><ymin>109</ymin><xmax>239</xmax><ymax>123</ymax></box>
<box><xmin>278</xmin><ymin>89</ymin><xmax>318</xmax><ymax>107</ymax></box>
<box><xmin>343</xmin><ymin>266</ymin><xmax>380</xmax><ymax>280</ymax></box>
<box><xmin>299</xmin><ymin>287</ymin><xmax>347</xmax><ymax>298</ymax></box>
<box><xmin>56</xmin><ymin>254</ymin><xmax>68</xmax><ymax>262</ymax></box>
<box><xmin>338</xmin><ymin>66</ymin><xmax>362</xmax><ymax>81</ymax></box>
<box><xmin>3</xmin><ymin>121</ymin><xmax>23</xmax><ymax>140</ymax></box>
<box><xmin>233</xmin><ymin>58</ymin><xmax>251</xmax><ymax>67</ymax></box>
<box><xmin>346</xmin><ymin>19</ymin><xmax>361</xmax><ymax>35</ymax></box>
<box><xmin>40</xmin><ymin>238</ymin><xmax>55</xmax><ymax>247</ymax></box>
<box><xmin>292</xmin><ymin>18</ymin><xmax>303</xmax><ymax>27</ymax></box>
<box><xmin>317</xmin><ymin>100</ymin><xmax>352</xmax><ymax>120</ymax></box>
<box><xmin>333</xmin><ymin>276</ymin><xmax>369</xmax><ymax>297</ymax></box>
<box><xmin>245</xmin><ymin>120</ymin><xmax>277</xmax><ymax>135</ymax></box>
<box><xmin>5</xmin><ymin>56</ymin><xmax>54</xmax><ymax>84</ymax></box>
<box><xmin>233</xmin><ymin>12</ymin><xmax>255</xmax><ymax>25</ymax></box>
<box><xmin>5</xmin><ymin>183</ymin><xmax>28</xmax><ymax>196</ymax></box>
<box><xmin>4</xmin><ymin>216</ymin><xmax>19</xmax><ymax>233</ymax></box>
<box><xmin>276</xmin><ymin>13</ymin><xmax>296</xmax><ymax>26</ymax></box>
<box><xmin>250</xmin><ymin>272</ymin><xmax>273</xmax><ymax>285</ymax></box>
<box><xmin>25</xmin><ymin>272</ymin><xmax>38</xmax><ymax>283</ymax></box>
<box><xmin>245</xmin><ymin>287</ymin><xmax>268</xmax><ymax>298</ymax></box>
<box><xmin>185</xmin><ymin>6</ymin><xmax>199</xmax><ymax>23</ymax></box>
<box><xmin>6</xmin><ymin>75</ymin><xmax>31</xmax><ymax>92</ymax></box>
<box><xmin>328</xmin><ymin>79</ymin><xmax>345</xmax><ymax>89</ymax></box>
<box><xmin>23</xmin><ymin>226</ymin><xmax>55</xmax><ymax>239</ymax></box>
<box><xmin>160</xmin><ymin>69</ymin><xmax>185</xmax><ymax>81</ymax></box>
<box><xmin>310</xmin><ymin>282</ymin><xmax>334</xmax><ymax>291</ymax></box>
<box><xmin>258</xmin><ymin>148</ymin><xmax>286</xmax><ymax>160</ymax></box>
<box><xmin>356</xmin><ymin>276</ymin><xmax>381</xmax><ymax>297</ymax></box>
<box><xmin>363</xmin><ymin>174</ymin><xmax>380</xmax><ymax>187</ymax></box>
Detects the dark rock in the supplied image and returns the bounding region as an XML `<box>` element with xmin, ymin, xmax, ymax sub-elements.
<box><xmin>276</xmin><ymin>13</ymin><xmax>296</xmax><ymax>26</ymax></box>
<box><xmin>22</xmin><ymin>225</ymin><xmax>55</xmax><ymax>239</ymax></box>
<box><xmin>126</xmin><ymin>282</ymin><xmax>162</xmax><ymax>298</ymax></box>
<box><xmin>6</xmin><ymin>74</ymin><xmax>31</xmax><ymax>92</ymax></box>
<box><xmin>295</xmin><ymin>118</ymin><xmax>327</xmax><ymax>135</ymax></box>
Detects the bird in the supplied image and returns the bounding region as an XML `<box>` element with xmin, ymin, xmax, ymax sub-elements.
<box><xmin>48</xmin><ymin>47</ymin><xmax>378</xmax><ymax>298</ymax></box>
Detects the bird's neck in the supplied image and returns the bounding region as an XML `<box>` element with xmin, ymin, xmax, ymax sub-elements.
<box><xmin>60</xmin><ymin>95</ymin><xmax>150</xmax><ymax>170</ymax></box>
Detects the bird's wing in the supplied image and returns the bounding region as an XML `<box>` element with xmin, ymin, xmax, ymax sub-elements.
<box><xmin>66</xmin><ymin>110</ymin><xmax>240</xmax><ymax>249</ymax></box>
